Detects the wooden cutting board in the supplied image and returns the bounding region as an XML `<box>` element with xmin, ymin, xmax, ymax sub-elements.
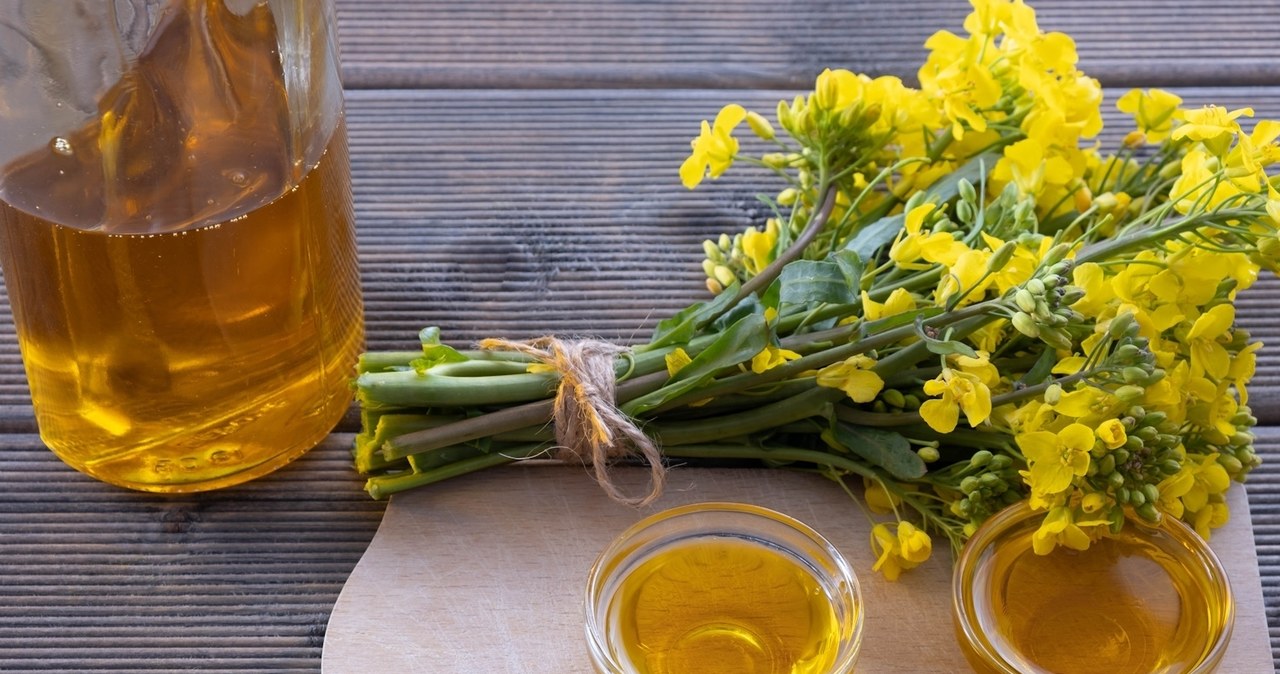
<box><xmin>321</xmin><ymin>466</ymin><xmax>1271</xmax><ymax>672</ymax></box>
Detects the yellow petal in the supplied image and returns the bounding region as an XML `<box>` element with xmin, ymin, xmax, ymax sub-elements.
<box><xmin>1016</xmin><ymin>431</ymin><xmax>1059</xmax><ymax>464</ymax></box>
<box><xmin>679</xmin><ymin>151</ymin><xmax>706</xmax><ymax>189</ymax></box>
<box><xmin>1188</xmin><ymin>304</ymin><xmax>1235</xmax><ymax>340</ymax></box>
<box><xmin>843</xmin><ymin>370</ymin><xmax>885</xmax><ymax>403</ymax></box>
<box><xmin>919</xmin><ymin>399</ymin><xmax>959</xmax><ymax>433</ymax></box>
<box><xmin>712</xmin><ymin>103</ymin><xmax>747</xmax><ymax>132</ymax></box>
<box><xmin>1052</xmin><ymin>356</ymin><xmax>1087</xmax><ymax>375</ymax></box>
<box><xmin>665</xmin><ymin>348</ymin><xmax>693</xmax><ymax>377</ymax></box>
<box><xmin>1059</xmin><ymin>423</ymin><xmax>1097</xmax><ymax>452</ymax></box>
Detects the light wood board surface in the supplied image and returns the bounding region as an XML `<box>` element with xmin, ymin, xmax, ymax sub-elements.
<box><xmin>321</xmin><ymin>466</ymin><xmax>1271</xmax><ymax>673</ymax></box>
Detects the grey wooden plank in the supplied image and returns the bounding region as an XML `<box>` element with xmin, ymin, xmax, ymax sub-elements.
<box><xmin>334</xmin><ymin>0</ymin><xmax>1280</xmax><ymax>89</ymax></box>
<box><xmin>1249</xmin><ymin>426</ymin><xmax>1280</xmax><ymax>665</ymax></box>
<box><xmin>0</xmin><ymin>433</ymin><xmax>382</xmax><ymax>671</ymax></box>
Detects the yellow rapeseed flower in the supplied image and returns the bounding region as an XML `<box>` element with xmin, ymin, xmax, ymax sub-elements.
<box><xmin>816</xmin><ymin>355</ymin><xmax>885</xmax><ymax>402</ymax></box>
<box><xmin>750</xmin><ymin>344</ymin><xmax>802</xmax><ymax>374</ymax></box>
<box><xmin>935</xmin><ymin>248</ymin><xmax>993</xmax><ymax>307</ymax></box>
<box><xmin>1031</xmin><ymin>506</ymin><xmax>1108</xmax><ymax>555</ymax></box>
<box><xmin>918</xmin><ymin>31</ymin><xmax>1002</xmax><ymax>139</ymax></box>
<box><xmin>1116</xmin><ymin>88</ymin><xmax>1183</xmax><ymax>142</ymax></box>
<box><xmin>1095</xmin><ymin>418</ymin><xmax>1127</xmax><ymax>450</ymax></box>
<box><xmin>1017</xmin><ymin>422</ymin><xmax>1094</xmax><ymax>501</ymax></box>
<box><xmin>953</xmin><ymin>350</ymin><xmax>1000</xmax><ymax>389</ymax></box>
<box><xmin>889</xmin><ymin>203</ymin><xmax>970</xmax><ymax>268</ymax></box>
<box><xmin>1171</xmin><ymin>148</ymin><xmax>1246</xmax><ymax>214</ymax></box>
<box><xmin>1229</xmin><ymin>341</ymin><xmax>1262</xmax><ymax>405</ymax></box>
<box><xmin>870</xmin><ymin>521</ymin><xmax>933</xmax><ymax>581</ymax></box>
<box><xmin>680</xmin><ymin>104</ymin><xmax>746</xmax><ymax>189</ymax></box>
<box><xmin>1175</xmin><ymin>453</ymin><xmax>1232</xmax><ymax>538</ymax></box>
<box><xmin>861</xmin><ymin>288</ymin><xmax>917</xmax><ymax>321</ymax></box>
<box><xmin>1185</xmin><ymin>304</ymin><xmax>1235</xmax><ymax>380</ymax></box>
<box><xmin>920</xmin><ymin>368</ymin><xmax>992</xmax><ymax>433</ymax></box>
<box><xmin>1172</xmin><ymin>105</ymin><xmax>1253</xmax><ymax>155</ymax></box>
<box><xmin>963</xmin><ymin>0</ymin><xmax>1016</xmax><ymax>36</ymax></box>
<box><xmin>863</xmin><ymin>477</ymin><xmax>902</xmax><ymax>515</ymax></box>
<box><xmin>664</xmin><ymin>347</ymin><xmax>693</xmax><ymax>377</ymax></box>
<box><xmin>741</xmin><ymin>219</ymin><xmax>779</xmax><ymax>275</ymax></box>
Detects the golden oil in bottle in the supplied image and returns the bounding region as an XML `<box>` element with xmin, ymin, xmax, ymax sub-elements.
<box><xmin>965</xmin><ymin>525</ymin><xmax>1231</xmax><ymax>674</ymax></box>
<box><xmin>0</xmin><ymin>0</ymin><xmax>362</xmax><ymax>491</ymax></box>
<box><xmin>605</xmin><ymin>536</ymin><xmax>842</xmax><ymax>674</ymax></box>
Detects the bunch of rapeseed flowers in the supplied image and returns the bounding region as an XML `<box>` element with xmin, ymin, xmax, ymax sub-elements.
<box><xmin>353</xmin><ymin>0</ymin><xmax>1272</xmax><ymax>580</ymax></box>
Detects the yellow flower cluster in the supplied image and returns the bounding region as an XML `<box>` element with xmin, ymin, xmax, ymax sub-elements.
<box><xmin>356</xmin><ymin>1</ymin><xmax>1278</xmax><ymax>590</ymax></box>
<box><xmin>921</xmin><ymin>0</ymin><xmax>1102</xmax><ymax>218</ymax></box>
<box><xmin>672</xmin><ymin>0</ymin><xmax>1275</xmax><ymax>576</ymax></box>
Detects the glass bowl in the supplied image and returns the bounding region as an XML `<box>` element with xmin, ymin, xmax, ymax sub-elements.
<box><xmin>584</xmin><ymin>502</ymin><xmax>863</xmax><ymax>674</ymax></box>
<box><xmin>952</xmin><ymin>501</ymin><xmax>1234</xmax><ymax>674</ymax></box>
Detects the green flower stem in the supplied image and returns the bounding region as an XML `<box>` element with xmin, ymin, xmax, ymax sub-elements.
<box><xmin>835</xmin><ymin>406</ymin><xmax>924</xmax><ymax>427</ymax></box>
<box><xmin>733</xmin><ymin>184</ymin><xmax>838</xmax><ymax>303</ymax></box>
<box><xmin>382</xmin><ymin>383</ymin><xmax>836</xmax><ymax>472</ymax></box>
<box><xmin>368</xmin><ymin>436</ymin><xmax>888</xmax><ymax>501</ymax></box>
<box><xmin>866</xmin><ymin>267</ymin><xmax>944</xmax><ymax>302</ymax></box>
<box><xmin>365</xmin><ymin>443</ymin><xmax>547</xmax><ymax>500</ymax></box>
<box><xmin>357</xmin><ymin>369</ymin><xmax>559</xmax><ymax>408</ymax></box>
<box><xmin>358</xmin><ymin>349</ymin><xmax>538</xmax><ymax>373</ymax></box>
<box><xmin>380</xmin><ymin>369</ymin><xmax>671</xmax><ymax>462</ymax></box>
<box><xmin>654</xmin><ymin>387</ymin><xmax>842</xmax><ymax>446</ymax></box>
<box><xmin>358</xmin><ymin>351</ymin><xmax>425</xmax><ymax>372</ymax></box>
<box><xmin>674</xmin><ymin>377</ymin><xmax>820</xmax><ymax>413</ymax></box>
<box><xmin>1076</xmin><ymin>208</ymin><xmax>1257</xmax><ymax>265</ymax></box>
<box><xmin>358</xmin><ymin>339</ymin><xmax>675</xmax><ymax>410</ymax></box>
<box><xmin>628</xmin><ymin>301</ymin><xmax>994</xmax><ymax>417</ymax></box>
<box><xmin>870</xmin><ymin>309</ymin><xmax>996</xmax><ymax>375</ymax></box>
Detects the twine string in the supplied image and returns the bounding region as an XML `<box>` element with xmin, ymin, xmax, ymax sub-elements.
<box><xmin>478</xmin><ymin>336</ymin><xmax>666</xmax><ymax>507</ymax></box>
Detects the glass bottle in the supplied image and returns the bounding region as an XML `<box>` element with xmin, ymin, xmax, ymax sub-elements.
<box><xmin>0</xmin><ymin>0</ymin><xmax>363</xmax><ymax>491</ymax></box>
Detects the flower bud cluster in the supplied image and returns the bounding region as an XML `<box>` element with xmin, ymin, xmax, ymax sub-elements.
<box><xmin>1007</xmin><ymin>263</ymin><xmax>1083</xmax><ymax>351</ymax></box>
<box><xmin>1185</xmin><ymin>405</ymin><xmax>1262</xmax><ymax>480</ymax></box>
<box><xmin>1084</xmin><ymin>406</ymin><xmax>1182</xmax><ymax>524</ymax></box>
<box><xmin>948</xmin><ymin>450</ymin><xmax>1026</xmax><ymax>531</ymax></box>
<box><xmin>1094</xmin><ymin>313</ymin><xmax>1167</xmax><ymax>391</ymax></box>
<box><xmin>700</xmin><ymin>232</ymin><xmax>746</xmax><ymax>294</ymax></box>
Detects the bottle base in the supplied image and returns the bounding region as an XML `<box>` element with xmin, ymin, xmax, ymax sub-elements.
<box><xmin>44</xmin><ymin>395</ymin><xmax>353</xmax><ymax>493</ymax></box>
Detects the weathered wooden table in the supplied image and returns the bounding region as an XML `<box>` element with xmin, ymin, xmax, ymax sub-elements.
<box><xmin>3</xmin><ymin>1</ymin><xmax>1280</xmax><ymax>671</ymax></box>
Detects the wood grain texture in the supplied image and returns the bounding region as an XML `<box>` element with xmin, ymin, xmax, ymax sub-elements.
<box><xmin>0</xmin><ymin>433</ymin><xmax>383</xmax><ymax>673</ymax></box>
<box><xmin>334</xmin><ymin>0</ymin><xmax>1280</xmax><ymax>89</ymax></box>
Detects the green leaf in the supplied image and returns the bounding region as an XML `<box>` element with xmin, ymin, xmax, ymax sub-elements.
<box><xmin>832</xmin><ymin>250</ymin><xmax>865</xmax><ymax>291</ymax></box>
<box><xmin>412</xmin><ymin>327</ymin><xmax>469</xmax><ymax>373</ymax></box>
<box><xmin>1018</xmin><ymin>346</ymin><xmax>1059</xmax><ymax>388</ymax></box>
<box><xmin>824</xmin><ymin>422</ymin><xmax>926</xmax><ymax>480</ymax></box>
<box><xmin>779</xmin><ymin>260</ymin><xmax>856</xmax><ymax>308</ymax></box>
<box><xmin>647</xmin><ymin>283</ymin><xmax>741</xmax><ymax>349</ymax></box>
<box><xmin>625</xmin><ymin>312</ymin><xmax>770</xmax><ymax>415</ymax></box>
<box><xmin>713</xmin><ymin>294</ymin><xmax>765</xmax><ymax>333</ymax></box>
<box><xmin>923</xmin><ymin>338</ymin><xmax>980</xmax><ymax>359</ymax></box>
<box><xmin>842</xmin><ymin>212</ymin><xmax>904</xmax><ymax>260</ymax></box>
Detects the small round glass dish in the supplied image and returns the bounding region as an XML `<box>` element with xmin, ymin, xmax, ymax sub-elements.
<box><xmin>952</xmin><ymin>501</ymin><xmax>1234</xmax><ymax>674</ymax></box>
<box><xmin>584</xmin><ymin>502</ymin><xmax>863</xmax><ymax>674</ymax></box>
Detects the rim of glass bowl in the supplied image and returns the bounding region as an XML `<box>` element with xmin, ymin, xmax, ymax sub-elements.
<box><xmin>951</xmin><ymin>500</ymin><xmax>1235</xmax><ymax>674</ymax></box>
<box><xmin>583</xmin><ymin>501</ymin><xmax>864</xmax><ymax>674</ymax></box>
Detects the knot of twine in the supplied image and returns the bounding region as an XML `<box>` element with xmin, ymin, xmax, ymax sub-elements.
<box><xmin>479</xmin><ymin>337</ymin><xmax>666</xmax><ymax>507</ymax></box>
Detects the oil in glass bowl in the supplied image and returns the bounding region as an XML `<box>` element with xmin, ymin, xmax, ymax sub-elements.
<box><xmin>586</xmin><ymin>503</ymin><xmax>862</xmax><ymax>674</ymax></box>
<box><xmin>953</xmin><ymin>502</ymin><xmax>1234</xmax><ymax>674</ymax></box>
